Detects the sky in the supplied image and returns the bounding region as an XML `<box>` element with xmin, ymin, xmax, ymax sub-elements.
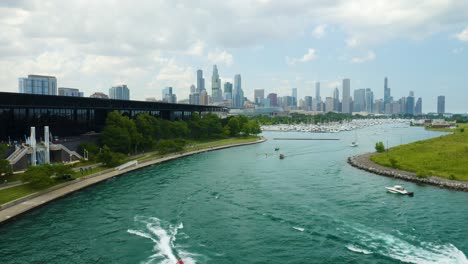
<box><xmin>0</xmin><ymin>0</ymin><xmax>467</xmax><ymax>113</ymax></box>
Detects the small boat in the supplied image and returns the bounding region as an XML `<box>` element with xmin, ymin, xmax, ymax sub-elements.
<box><xmin>350</xmin><ymin>142</ymin><xmax>358</xmax><ymax>147</ymax></box>
<box><xmin>279</xmin><ymin>154</ymin><xmax>285</xmax><ymax>159</ymax></box>
<box><xmin>275</xmin><ymin>147</ymin><xmax>280</xmax><ymax>151</ymax></box>
<box><xmin>385</xmin><ymin>185</ymin><xmax>414</xmax><ymax>196</ymax></box>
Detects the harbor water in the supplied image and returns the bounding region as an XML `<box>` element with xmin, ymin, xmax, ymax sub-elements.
<box><xmin>0</xmin><ymin>123</ymin><xmax>467</xmax><ymax>263</ymax></box>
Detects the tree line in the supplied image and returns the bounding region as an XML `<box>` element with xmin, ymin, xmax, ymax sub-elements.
<box><xmin>79</xmin><ymin>111</ymin><xmax>261</xmax><ymax>166</ymax></box>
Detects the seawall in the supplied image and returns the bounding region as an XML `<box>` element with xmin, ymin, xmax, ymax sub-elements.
<box><xmin>0</xmin><ymin>137</ymin><xmax>267</xmax><ymax>225</ymax></box>
<box><xmin>348</xmin><ymin>153</ymin><xmax>468</xmax><ymax>192</ymax></box>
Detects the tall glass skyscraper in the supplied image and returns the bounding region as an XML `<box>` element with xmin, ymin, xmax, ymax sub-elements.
<box><xmin>19</xmin><ymin>75</ymin><xmax>57</xmax><ymax>95</ymax></box>
<box><xmin>211</xmin><ymin>65</ymin><xmax>222</xmax><ymax>103</ymax></box>
<box><xmin>233</xmin><ymin>74</ymin><xmax>244</xmax><ymax>108</ymax></box>
<box><xmin>342</xmin><ymin>78</ymin><xmax>351</xmax><ymax>113</ymax></box>
<box><xmin>196</xmin><ymin>69</ymin><xmax>205</xmax><ymax>93</ymax></box>
<box><xmin>437</xmin><ymin>96</ymin><xmax>445</xmax><ymax>114</ymax></box>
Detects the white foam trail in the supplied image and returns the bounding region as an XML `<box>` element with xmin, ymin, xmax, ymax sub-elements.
<box><xmin>349</xmin><ymin>226</ymin><xmax>468</xmax><ymax>264</ymax></box>
<box><xmin>346</xmin><ymin>244</ymin><xmax>372</xmax><ymax>255</ymax></box>
<box><xmin>127</xmin><ymin>216</ymin><xmax>198</xmax><ymax>264</ymax></box>
<box><xmin>293</xmin><ymin>227</ymin><xmax>305</xmax><ymax>232</ymax></box>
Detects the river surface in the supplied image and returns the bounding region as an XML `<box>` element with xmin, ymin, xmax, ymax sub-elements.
<box><xmin>0</xmin><ymin>124</ymin><xmax>467</xmax><ymax>264</ymax></box>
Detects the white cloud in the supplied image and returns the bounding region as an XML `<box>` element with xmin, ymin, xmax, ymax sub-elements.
<box><xmin>312</xmin><ymin>24</ymin><xmax>327</xmax><ymax>39</ymax></box>
<box><xmin>346</xmin><ymin>37</ymin><xmax>359</xmax><ymax>47</ymax></box>
<box><xmin>351</xmin><ymin>51</ymin><xmax>376</xmax><ymax>63</ymax></box>
<box><xmin>286</xmin><ymin>48</ymin><xmax>316</xmax><ymax>65</ymax></box>
<box><xmin>455</xmin><ymin>27</ymin><xmax>468</xmax><ymax>42</ymax></box>
<box><xmin>187</xmin><ymin>40</ymin><xmax>204</xmax><ymax>56</ymax></box>
<box><xmin>207</xmin><ymin>50</ymin><xmax>234</xmax><ymax>66</ymax></box>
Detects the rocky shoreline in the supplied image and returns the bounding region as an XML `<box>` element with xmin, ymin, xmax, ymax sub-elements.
<box><xmin>348</xmin><ymin>153</ymin><xmax>468</xmax><ymax>192</ymax></box>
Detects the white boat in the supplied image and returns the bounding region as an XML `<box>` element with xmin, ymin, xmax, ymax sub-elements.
<box><xmin>385</xmin><ymin>185</ymin><xmax>414</xmax><ymax>196</ymax></box>
<box><xmin>350</xmin><ymin>130</ymin><xmax>358</xmax><ymax>147</ymax></box>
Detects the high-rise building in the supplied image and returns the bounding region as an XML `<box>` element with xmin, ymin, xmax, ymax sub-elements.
<box><xmin>384</xmin><ymin>77</ymin><xmax>391</xmax><ymax>104</ymax></box>
<box><xmin>415</xmin><ymin>97</ymin><xmax>422</xmax><ymax>115</ymax></box>
<box><xmin>211</xmin><ymin>65</ymin><xmax>222</xmax><ymax>103</ymax></box>
<box><xmin>19</xmin><ymin>75</ymin><xmax>57</xmax><ymax>95</ymax></box>
<box><xmin>292</xmin><ymin>88</ymin><xmax>298</xmax><ymax>107</ymax></box>
<box><xmin>374</xmin><ymin>99</ymin><xmax>384</xmax><ymax>114</ymax></box>
<box><xmin>190</xmin><ymin>84</ymin><xmax>196</xmax><ymax>94</ymax></box>
<box><xmin>196</xmin><ymin>69</ymin><xmax>205</xmax><ymax>93</ymax></box>
<box><xmin>58</xmin><ymin>87</ymin><xmax>83</xmax><ymax>97</ymax></box>
<box><xmin>233</xmin><ymin>74</ymin><xmax>244</xmax><ymax>108</ymax></box>
<box><xmin>406</xmin><ymin>95</ymin><xmax>415</xmax><ymax>115</ymax></box>
<box><xmin>333</xmin><ymin>87</ymin><xmax>340</xmax><ymax>111</ymax></box>
<box><xmin>325</xmin><ymin>97</ymin><xmax>334</xmax><ymax>112</ymax></box>
<box><xmin>437</xmin><ymin>96</ymin><xmax>445</xmax><ymax>114</ymax></box>
<box><xmin>254</xmin><ymin>89</ymin><xmax>265</xmax><ymax>105</ymax></box>
<box><xmin>353</xmin><ymin>88</ymin><xmax>366</xmax><ymax>112</ymax></box>
<box><xmin>365</xmin><ymin>88</ymin><xmax>374</xmax><ymax>113</ymax></box>
<box><xmin>109</xmin><ymin>85</ymin><xmax>130</xmax><ymax>100</ymax></box>
<box><xmin>342</xmin><ymin>79</ymin><xmax>351</xmax><ymax>113</ymax></box>
<box><xmin>200</xmin><ymin>89</ymin><xmax>208</xmax><ymax>105</ymax></box>
<box><xmin>304</xmin><ymin>96</ymin><xmax>313</xmax><ymax>111</ymax></box>
<box><xmin>162</xmin><ymin>87</ymin><xmax>177</xmax><ymax>103</ymax></box>
<box><xmin>315</xmin><ymin>82</ymin><xmax>321</xmax><ymax>103</ymax></box>
<box><xmin>223</xmin><ymin>82</ymin><xmax>233</xmax><ymax>104</ymax></box>
<box><xmin>267</xmin><ymin>93</ymin><xmax>278</xmax><ymax>107</ymax></box>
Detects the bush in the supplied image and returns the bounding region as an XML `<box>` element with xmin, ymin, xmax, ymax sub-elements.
<box><xmin>389</xmin><ymin>158</ymin><xmax>399</xmax><ymax>169</ymax></box>
<box><xmin>375</xmin><ymin>141</ymin><xmax>385</xmax><ymax>153</ymax></box>
<box><xmin>96</xmin><ymin>145</ymin><xmax>126</xmax><ymax>167</ymax></box>
<box><xmin>20</xmin><ymin>164</ymin><xmax>55</xmax><ymax>189</ymax></box>
<box><xmin>416</xmin><ymin>170</ymin><xmax>428</xmax><ymax>178</ymax></box>
<box><xmin>157</xmin><ymin>139</ymin><xmax>186</xmax><ymax>154</ymax></box>
<box><xmin>449</xmin><ymin>174</ymin><xmax>456</xmax><ymax>180</ymax></box>
<box><xmin>460</xmin><ymin>128</ymin><xmax>465</xmax><ymax>133</ymax></box>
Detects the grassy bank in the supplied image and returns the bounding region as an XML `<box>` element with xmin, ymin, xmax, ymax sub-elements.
<box><xmin>370</xmin><ymin>124</ymin><xmax>468</xmax><ymax>181</ymax></box>
<box><xmin>0</xmin><ymin>136</ymin><xmax>261</xmax><ymax>206</ymax></box>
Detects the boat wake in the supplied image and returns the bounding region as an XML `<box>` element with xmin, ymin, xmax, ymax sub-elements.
<box><xmin>127</xmin><ymin>216</ymin><xmax>198</xmax><ymax>264</ymax></box>
<box><xmin>346</xmin><ymin>225</ymin><xmax>468</xmax><ymax>264</ymax></box>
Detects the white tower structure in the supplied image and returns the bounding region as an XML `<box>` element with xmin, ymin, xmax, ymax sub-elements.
<box><xmin>44</xmin><ymin>126</ymin><xmax>50</xmax><ymax>164</ymax></box>
<box><xmin>30</xmin><ymin>127</ymin><xmax>37</xmax><ymax>166</ymax></box>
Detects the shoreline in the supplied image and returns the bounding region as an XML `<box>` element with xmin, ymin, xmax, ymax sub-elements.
<box><xmin>348</xmin><ymin>153</ymin><xmax>468</xmax><ymax>192</ymax></box>
<box><xmin>0</xmin><ymin>137</ymin><xmax>266</xmax><ymax>225</ymax></box>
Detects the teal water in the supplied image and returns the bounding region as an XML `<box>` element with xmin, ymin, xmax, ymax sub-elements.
<box><xmin>0</xmin><ymin>124</ymin><xmax>467</xmax><ymax>264</ymax></box>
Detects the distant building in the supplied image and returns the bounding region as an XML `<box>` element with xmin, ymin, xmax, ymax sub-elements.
<box><xmin>384</xmin><ymin>77</ymin><xmax>391</xmax><ymax>105</ymax></box>
<box><xmin>146</xmin><ymin>97</ymin><xmax>157</xmax><ymax>102</ymax></box>
<box><xmin>342</xmin><ymin>78</ymin><xmax>351</xmax><ymax>113</ymax></box>
<box><xmin>19</xmin><ymin>75</ymin><xmax>57</xmax><ymax>95</ymax></box>
<box><xmin>365</xmin><ymin>88</ymin><xmax>374</xmax><ymax>113</ymax></box>
<box><xmin>406</xmin><ymin>93</ymin><xmax>415</xmax><ymax>115</ymax></box>
<box><xmin>254</xmin><ymin>89</ymin><xmax>265</xmax><ymax>105</ymax></box>
<box><xmin>58</xmin><ymin>87</ymin><xmax>83</xmax><ymax>97</ymax></box>
<box><xmin>211</xmin><ymin>65</ymin><xmax>222</xmax><ymax>103</ymax></box>
<box><xmin>333</xmin><ymin>87</ymin><xmax>340</xmax><ymax>111</ymax></box>
<box><xmin>315</xmin><ymin>82</ymin><xmax>321</xmax><ymax>103</ymax></box>
<box><xmin>415</xmin><ymin>97</ymin><xmax>422</xmax><ymax>115</ymax></box>
<box><xmin>162</xmin><ymin>87</ymin><xmax>177</xmax><ymax>103</ymax></box>
<box><xmin>292</xmin><ymin>88</ymin><xmax>298</xmax><ymax>108</ymax></box>
<box><xmin>109</xmin><ymin>85</ymin><xmax>130</xmax><ymax>100</ymax></box>
<box><xmin>200</xmin><ymin>89</ymin><xmax>208</xmax><ymax>105</ymax></box>
<box><xmin>353</xmin><ymin>88</ymin><xmax>366</xmax><ymax>112</ymax></box>
<box><xmin>325</xmin><ymin>97</ymin><xmax>334</xmax><ymax>112</ymax></box>
<box><xmin>267</xmin><ymin>93</ymin><xmax>278</xmax><ymax>107</ymax></box>
<box><xmin>304</xmin><ymin>96</ymin><xmax>313</xmax><ymax>111</ymax></box>
<box><xmin>437</xmin><ymin>96</ymin><xmax>445</xmax><ymax>114</ymax></box>
<box><xmin>232</xmin><ymin>74</ymin><xmax>244</xmax><ymax>108</ymax></box>
<box><xmin>197</xmin><ymin>69</ymin><xmax>205</xmax><ymax>93</ymax></box>
<box><xmin>90</xmin><ymin>92</ymin><xmax>109</xmax><ymax>99</ymax></box>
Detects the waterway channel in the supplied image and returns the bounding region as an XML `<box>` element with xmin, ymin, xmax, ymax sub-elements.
<box><xmin>0</xmin><ymin>124</ymin><xmax>467</xmax><ymax>263</ymax></box>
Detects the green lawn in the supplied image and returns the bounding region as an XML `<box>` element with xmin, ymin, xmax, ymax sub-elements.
<box><xmin>370</xmin><ymin>124</ymin><xmax>468</xmax><ymax>181</ymax></box>
<box><xmin>0</xmin><ymin>184</ymin><xmax>46</xmax><ymax>205</ymax></box>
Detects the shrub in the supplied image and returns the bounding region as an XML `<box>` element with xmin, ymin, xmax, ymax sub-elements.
<box><xmin>389</xmin><ymin>158</ymin><xmax>399</xmax><ymax>169</ymax></box>
<box><xmin>416</xmin><ymin>170</ymin><xmax>428</xmax><ymax>178</ymax></box>
<box><xmin>460</xmin><ymin>128</ymin><xmax>465</xmax><ymax>133</ymax></box>
<box><xmin>96</xmin><ymin>145</ymin><xmax>126</xmax><ymax>167</ymax></box>
<box><xmin>449</xmin><ymin>174</ymin><xmax>456</xmax><ymax>180</ymax></box>
<box><xmin>375</xmin><ymin>141</ymin><xmax>385</xmax><ymax>153</ymax></box>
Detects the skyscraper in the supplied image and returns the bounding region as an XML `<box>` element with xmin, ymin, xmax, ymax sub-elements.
<box><xmin>196</xmin><ymin>69</ymin><xmax>205</xmax><ymax>93</ymax></box>
<box><xmin>353</xmin><ymin>88</ymin><xmax>366</xmax><ymax>112</ymax></box>
<box><xmin>109</xmin><ymin>85</ymin><xmax>130</xmax><ymax>100</ymax></box>
<box><xmin>415</xmin><ymin>98</ymin><xmax>422</xmax><ymax>115</ymax></box>
<box><xmin>267</xmin><ymin>93</ymin><xmax>278</xmax><ymax>107</ymax></box>
<box><xmin>333</xmin><ymin>87</ymin><xmax>340</xmax><ymax>111</ymax></box>
<box><xmin>223</xmin><ymin>82</ymin><xmax>233</xmax><ymax>103</ymax></box>
<box><xmin>342</xmin><ymin>79</ymin><xmax>351</xmax><ymax>113</ymax></box>
<box><xmin>437</xmin><ymin>96</ymin><xmax>445</xmax><ymax>114</ymax></box>
<box><xmin>384</xmin><ymin>77</ymin><xmax>391</xmax><ymax>104</ymax></box>
<box><xmin>162</xmin><ymin>87</ymin><xmax>177</xmax><ymax>103</ymax></box>
<box><xmin>19</xmin><ymin>75</ymin><xmax>57</xmax><ymax>95</ymax></box>
<box><xmin>406</xmin><ymin>94</ymin><xmax>415</xmax><ymax>115</ymax></box>
<box><xmin>233</xmin><ymin>74</ymin><xmax>244</xmax><ymax>108</ymax></box>
<box><xmin>211</xmin><ymin>65</ymin><xmax>222</xmax><ymax>103</ymax></box>
<box><xmin>304</xmin><ymin>96</ymin><xmax>313</xmax><ymax>111</ymax></box>
<box><xmin>325</xmin><ymin>97</ymin><xmax>334</xmax><ymax>112</ymax></box>
<box><xmin>292</xmin><ymin>88</ymin><xmax>298</xmax><ymax>107</ymax></box>
<box><xmin>315</xmin><ymin>82</ymin><xmax>321</xmax><ymax>102</ymax></box>
<box><xmin>254</xmin><ymin>89</ymin><xmax>265</xmax><ymax>105</ymax></box>
<box><xmin>365</xmin><ymin>88</ymin><xmax>374</xmax><ymax>113</ymax></box>
<box><xmin>200</xmin><ymin>89</ymin><xmax>208</xmax><ymax>105</ymax></box>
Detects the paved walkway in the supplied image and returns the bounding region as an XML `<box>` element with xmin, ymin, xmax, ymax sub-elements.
<box><xmin>0</xmin><ymin>137</ymin><xmax>266</xmax><ymax>225</ymax></box>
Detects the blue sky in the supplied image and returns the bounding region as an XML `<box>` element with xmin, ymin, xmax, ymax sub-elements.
<box><xmin>0</xmin><ymin>0</ymin><xmax>467</xmax><ymax>113</ymax></box>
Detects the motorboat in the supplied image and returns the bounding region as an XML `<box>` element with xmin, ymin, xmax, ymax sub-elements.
<box><xmin>385</xmin><ymin>185</ymin><xmax>414</xmax><ymax>196</ymax></box>
<box><xmin>350</xmin><ymin>142</ymin><xmax>358</xmax><ymax>147</ymax></box>
<box><xmin>279</xmin><ymin>154</ymin><xmax>285</xmax><ymax>159</ymax></box>
<box><xmin>275</xmin><ymin>147</ymin><xmax>280</xmax><ymax>151</ymax></box>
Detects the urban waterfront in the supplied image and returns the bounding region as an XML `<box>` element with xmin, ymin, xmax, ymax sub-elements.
<box><xmin>0</xmin><ymin>124</ymin><xmax>467</xmax><ymax>264</ymax></box>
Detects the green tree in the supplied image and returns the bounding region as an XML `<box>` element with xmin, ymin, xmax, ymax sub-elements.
<box><xmin>20</xmin><ymin>164</ymin><xmax>54</xmax><ymax>189</ymax></box>
<box><xmin>0</xmin><ymin>159</ymin><xmax>13</xmax><ymax>177</ymax></box>
<box><xmin>375</xmin><ymin>141</ymin><xmax>385</xmax><ymax>153</ymax></box>
<box><xmin>0</xmin><ymin>143</ymin><xmax>8</xmax><ymax>157</ymax></box>
<box><xmin>226</xmin><ymin>117</ymin><xmax>241</xmax><ymax>137</ymax></box>
<box><xmin>96</xmin><ymin>145</ymin><xmax>126</xmax><ymax>167</ymax></box>
<box><xmin>157</xmin><ymin>139</ymin><xmax>186</xmax><ymax>154</ymax></box>
<box><xmin>101</xmin><ymin>111</ymin><xmax>143</xmax><ymax>154</ymax></box>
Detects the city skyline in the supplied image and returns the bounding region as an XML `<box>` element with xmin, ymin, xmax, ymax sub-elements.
<box><xmin>0</xmin><ymin>1</ymin><xmax>467</xmax><ymax>112</ymax></box>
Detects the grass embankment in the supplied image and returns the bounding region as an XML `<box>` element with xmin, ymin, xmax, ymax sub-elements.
<box><xmin>0</xmin><ymin>136</ymin><xmax>260</xmax><ymax>206</ymax></box>
<box><xmin>370</xmin><ymin>124</ymin><xmax>468</xmax><ymax>181</ymax></box>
